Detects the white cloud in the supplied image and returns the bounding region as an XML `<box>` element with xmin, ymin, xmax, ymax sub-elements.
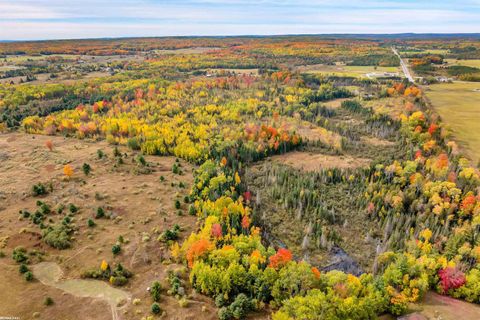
<box><xmin>0</xmin><ymin>0</ymin><xmax>478</xmax><ymax>39</ymax></box>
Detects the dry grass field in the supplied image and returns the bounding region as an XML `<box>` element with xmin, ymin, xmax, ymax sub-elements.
<box><xmin>0</xmin><ymin>132</ymin><xmax>223</xmax><ymax>320</ymax></box>
<box><xmin>425</xmin><ymin>82</ymin><xmax>480</xmax><ymax>163</ymax></box>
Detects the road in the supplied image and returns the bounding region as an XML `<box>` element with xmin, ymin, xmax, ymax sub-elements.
<box><xmin>392</xmin><ymin>47</ymin><xmax>415</xmax><ymax>83</ymax></box>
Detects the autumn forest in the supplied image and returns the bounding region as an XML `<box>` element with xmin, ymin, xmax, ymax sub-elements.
<box><xmin>1</xmin><ymin>34</ymin><xmax>480</xmax><ymax>320</ymax></box>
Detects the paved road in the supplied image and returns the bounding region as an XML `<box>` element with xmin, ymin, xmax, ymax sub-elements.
<box><xmin>392</xmin><ymin>47</ymin><xmax>415</xmax><ymax>83</ymax></box>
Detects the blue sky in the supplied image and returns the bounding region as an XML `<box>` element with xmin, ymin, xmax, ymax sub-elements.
<box><xmin>0</xmin><ymin>0</ymin><xmax>479</xmax><ymax>40</ymax></box>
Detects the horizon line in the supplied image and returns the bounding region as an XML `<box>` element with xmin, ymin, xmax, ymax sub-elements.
<box><xmin>2</xmin><ymin>32</ymin><xmax>480</xmax><ymax>43</ymax></box>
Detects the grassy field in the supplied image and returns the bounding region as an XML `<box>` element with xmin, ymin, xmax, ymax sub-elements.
<box><xmin>444</xmin><ymin>59</ymin><xmax>480</xmax><ymax>68</ymax></box>
<box><xmin>298</xmin><ymin>65</ymin><xmax>400</xmax><ymax>78</ymax></box>
<box><xmin>0</xmin><ymin>132</ymin><xmax>217</xmax><ymax>320</ymax></box>
<box><xmin>401</xmin><ymin>49</ymin><xmax>450</xmax><ymax>55</ymax></box>
<box><xmin>425</xmin><ymin>82</ymin><xmax>480</xmax><ymax>163</ymax></box>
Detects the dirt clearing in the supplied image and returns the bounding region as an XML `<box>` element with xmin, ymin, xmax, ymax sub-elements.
<box><xmin>269</xmin><ymin>151</ymin><xmax>371</xmax><ymax>172</ymax></box>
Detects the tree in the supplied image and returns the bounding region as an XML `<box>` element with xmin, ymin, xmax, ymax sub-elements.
<box><xmin>63</xmin><ymin>164</ymin><xmax>74</xmax><ymax>179</ymax></box>
<box><xmin>269</xmin><ymin>248</ymin><xmax>293</xmax><ymax>269</ymax></box>
<box><xmin>151</xmin><ymin>281</ymin><xmax>162</xmax><ymax>302</ymax></box>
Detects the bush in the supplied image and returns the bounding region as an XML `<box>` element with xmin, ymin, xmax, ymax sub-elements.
<box><xmin>32</xmin><ymin>183</ymin><xmax>47</xmax><ymax>196</ymax></box>
<box><xmin>110</xmin><ymin>275</ymin><xmax>128</xmax><ymax>286</ymax></box>
<box><xmin>174</xmin><ymin>200</ymin><xmax>181</xmax><ymax>209</ymax></box>
<box><xmin>172</xmin><ymin>163</ymin><xmax>180</xmax><ymax>174</ymax></box>
<box><xmin>96</xmin><ymin>207</ymin><xmax>105</xmax><ymax>219</ymax></box>
<box><xmin>19</xmin><ymin>264</ymin><xmax>29</xmax><ymax>274</ymax></box>
<box><xmin>218</xmin><ymin>307</ymin><xmax>233</xmax><ymax>320</ymax></box>
<box><xmin>24</xmin><ymin>271</ymin><xmax>34</xmax><ymax>281</ymax></box>
<box><xmin>127</xmin><ymin>137</ymin><xmax>141</xmax><ymax>150</ymax></box>
<box><xmin>151</xmin><ymin>302</ymin><xmax>161</xmax><ymax>314</ymax></box>
<box><xmin>97</xmin><ymin>149</ymin><xmax>104</xmax><ymax>159</ymax></box>
<box><xmin>136</xmin><ymin>154</ymin><xmax>146</xmax><ymax>166</ymax></box>
<box><xmin>179</xmin><ymin>297</ymin><xmax>189</xmax><ymax>308</ymax></box>
<box><xmin>42</xmin><ymin>224</ymin><xmax>72</xmax><ymax>249</ymax></box>
<box><xmin>159</xmin><ymin>224</ymin><xmax>181</xmax><ymax>242</ymax></box>
<box><xmin>113</xmin><ymin>146</ymin><xmax>121</xmax><ymax>157</ymax></box>
<box><xmin>68</xmin><ymin>203</ymin><xmax>78</xmax><ymax>214</ymax></box>
<box><xmin>151</xmin><ymin>281</ymin><xmax>162</xmax><ymax>302</ymax></box>
<box><xmin>87</xmin><ymin>219</ymin><xmax>95</xmax><ymax>227</ymax></box>
<box><xmin>12</xmin><ymin>247</ymin><xmax>28</xmax><ymax>263</ymax></box>
<box><xmin>82</xmin><ymin>163</ymin><xmax>91</xmax><ymax>175</ymax></box>
<box><xmin>229</xmin><ymin>294</ymin><xmax>252</xmax><ymax>319</ymax></box>
<box><xmin>112</xmin><ymin>244</ymin><xmax>121</xmax><ymax>255</ymax></box>
<box><xmin>438</xmin><ymin>267</ymin><xmax>466</xmax><ymax>294</ymax></box>
<box><xmin>215</xmin><ymin>294</ymin><xmax>227</xmax><ymax>307</ymax></box>
<box><xmin>44</xmin><ymin>297</ymin><xmax>54</xmax><ymax>306</ymax></box>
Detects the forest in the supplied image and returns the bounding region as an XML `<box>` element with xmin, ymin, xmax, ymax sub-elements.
<box><xmin>0</xmin><ymin>35</ymin><xmax>479</xmax><ymax>320</ymax></box>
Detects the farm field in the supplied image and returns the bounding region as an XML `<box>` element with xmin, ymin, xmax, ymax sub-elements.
<box><xmin>297</xmin><ymin>64</ymin><xmax>400</xmax><ymax>78</ymax></box>
<box><xmin>425</xmin><ymin>81</ymin><xmax>480</xmax><ymax>163</ymax></box>
<box><xmin>400</xmin><ymin>49</ymin><xmax>450</xmax><ymax>55</ymax></box>
<box><xmin>444</xmin><ymin>59</ymin><xmax>480</xmax><ymax>68</ymax></box>
<box><xmin>0</xmin><ymin>35</ymin><xmax>480</xmax><ymax>320</ymax></box>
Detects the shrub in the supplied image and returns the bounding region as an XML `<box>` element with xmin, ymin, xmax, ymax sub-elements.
<box><xmin>112</xmin><ymin>244</ymin><xmax>121</xmax><ymax>255</ymax></box>
<box><xmin>174</xmin><ymin>200</ymin><xmax>181</xmax><ymax>209</ymax></box>
<box><xmin>218</xmin><ymin>307</ymin><xmax>233</xmax><ymax>320</ymax></box>
<box><xmin>159</xmin><ymin>224</ymin><xmax>181</xmax><ymax>242</ymax></box>
<box><xmin>179</xmin><ymin>297</ymin><xmax>189</xmax><ymax>308</ymax></box>
<box><xmin>151</xmin><ymin>281</ymin><xmax>162</xmax><ymax>302</ymax></box>
<box><xmin>167</xmin><ymin>271</ymin><xmax>182</xmax><ymax>295</ymax></box>
<box><xmin>452</xmin><ymin>268</ymin><xmax>480</xmax><ymax>302</ymax></box>
<box><xmin>37</xmin><ymin>201</ymin><xmax>51</xmax><ymax>214</ymax></box>
<box><xmin>24</xmin><ymin>271</ymin><xmax>34</xmax><ymax>281</ymax></box>
<box><xmin>32</xmin><ymin>183</ymin><xmax>47</xmax><ymax>196</ymax></box>
<box><xmin>127</xmin><ymin>137</ymin><xmax>141</xmax><ymax>150</ymax></box>
<box><xmin>42</xmin><ymin>224</ymin><xmax>72</xmax><ymax>249</ymax></box>
<box><xmin>44</xmin><ymin>297</ymin><xmax>54</xmax><ymax>306</ymax></box>
<box><xmin>110</xmin><ymin>275</ymin><xmax>128</xmax><ymax>286</ymax></box>
<box><xmin>82</xmin><ymin>163</ymin><xmax>91</xmax><ymax>175</ymax></box>
<box><xmin>83</xmin><ymin>262</ymin><xmax>132</xmax><ymax>286</ymax></box>
<box><xmin>136</xmin><ymin>154</ymin><xmax>146</xmax><ymax>166</ymax></box>
<box><xmin>229</xmin><ymin>294</ymin><xmax>252</xmax><ymax>319</ymax></box>
<box><xmin>438</xmin><ymin>267</ymin><xmax>466</xmax><ymax>294</ymax></box>
<box><xmin>19</xmin><ymin>264</ymin><xmax>29</xmax><ymax>274</ymax></box>
<box><xmin>151</xmin><ymin>303</ymin><xmax>161</xmax><ymax>314</ymax></box>
<box><xmin>172</xmin><ymin>163</ymin><xmax>180</xmax><ymax>174</ymax></box>
<box><xmin>96</xmin><ymin>207</ymin><xmax>105</xmax><ymax>219</ymax></box>
<box><xmin>12</xmin><ymin>247</ymin><xmax>28</xmax><ymax>263</ymax></box>
<box><xmin>97</xmin><ymin>149</ymin><xmax>104</xmax><ymax>159</ymax></box>
<box><xmin>87</xmin><ymin>219</ymin><xmax>96</xmax><ymax>227</ymax></box>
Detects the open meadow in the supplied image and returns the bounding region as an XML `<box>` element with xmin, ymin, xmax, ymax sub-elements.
<box><xmin>425</xmin><ymin>81</ymin><xmax>480</xmax><ymax>163</ymax></box>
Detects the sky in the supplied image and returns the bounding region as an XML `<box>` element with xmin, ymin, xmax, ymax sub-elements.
<box><xmin>0</xmin><ymin>0</ymin><xmax>479</xmax><ymax>40</ymax></box>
